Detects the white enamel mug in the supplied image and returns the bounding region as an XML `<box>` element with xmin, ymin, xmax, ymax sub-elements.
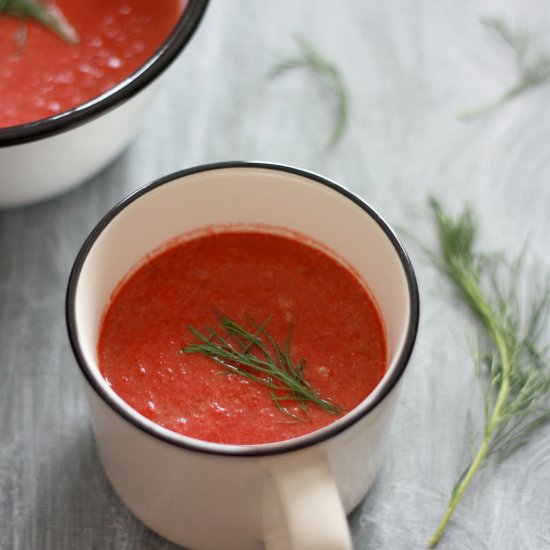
<box><xmin>66</xmin><ymin>162</ymin><xmax>419</xmax><ymax>550</ymax></box>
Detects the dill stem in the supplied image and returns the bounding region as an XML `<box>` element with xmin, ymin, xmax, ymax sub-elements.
<box><xmin>428</xmin><ymin>430</ymin><xmax>490</xmax><ymax>547</ymax></box>
<box><xmin>428</xmin><ymin>282</ymin><xmax>512</xmax><ymax>547</ymax></box>
<box><xmin>270</xmin><ymin>35</ymin><xmax>348</xmax><ymax>145</ymax></box>
<box><xmin>457</xmin><ymin>84</ymin><xmax>529</xmax><ymax>119</ymax></box>
<box><xmin>429</xmin><ymin>356</ymin><xmax>510</xmax><ymax>546</ymax></box>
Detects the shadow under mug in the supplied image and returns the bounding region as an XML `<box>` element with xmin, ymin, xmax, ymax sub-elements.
<box><xmin>66</xmin><ymin>161</ymin><xmax>419</xmax><ymax>550</ymax></box>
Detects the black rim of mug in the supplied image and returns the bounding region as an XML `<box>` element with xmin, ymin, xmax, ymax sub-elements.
<box><xmin>0</xmin><ymin>0</ymin><xmax>210</xmax><ymax>146</ymax></box>
<box><xmin>65</xmin><ymin>161</ymin><xmax>421</xmax><ymax>457</ymax></box>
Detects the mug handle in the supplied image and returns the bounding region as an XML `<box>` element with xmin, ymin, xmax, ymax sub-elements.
<box><xmin>263</xmin><ymin>455</ymin><xmax>352</xmax><ymax>550</ymax></box>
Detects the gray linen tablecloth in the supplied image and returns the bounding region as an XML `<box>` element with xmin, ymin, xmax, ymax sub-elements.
<box><xmin>1</xmin><ymin>1</ymin><xmax>549</xmax><ymax>548</ymax></box>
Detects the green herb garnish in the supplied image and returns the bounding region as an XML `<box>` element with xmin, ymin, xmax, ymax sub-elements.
<box><xmin>270</xmin><ymin>35</ymin><xmax>349</xmax><ymax>145</ymax></box>
<box><xmin>459</xmin><ymin>17</ymin><xmax>550</xmax><ymax>119</ymax></box>
<box><xmin>0</xmin><ymin>0</ymin><xmax>79</xmax><ymax>45</ymax></box>
<box><xmin>426</xmin><ymin>198</ymin><xmax>550</xmax><ymax>547</ymax></box>
<box><xmin>183</xmin><ymin>313</ymin><xmax>343</xmax><ymax>422</ymax></box>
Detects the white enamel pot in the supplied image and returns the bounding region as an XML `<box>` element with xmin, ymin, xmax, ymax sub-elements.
<box><xmin>66</xmin><ymin>162</ymin><xmax>420</xmax><ymax>550</ymax></box>
<box><xmin>0</xmin><ymin>0</ymin><xmax>208</xmax><ymax>208</ymax></box>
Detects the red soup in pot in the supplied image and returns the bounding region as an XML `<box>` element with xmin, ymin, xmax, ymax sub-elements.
<box><xmin>0</xmin><ymin>0</ymin><xmax>184</xmax><ymax>128</ymax></box>
<box><xmin>97</xmin><ymin>228</ymin><xmax>387</xmax><ymax>445</ymax></box>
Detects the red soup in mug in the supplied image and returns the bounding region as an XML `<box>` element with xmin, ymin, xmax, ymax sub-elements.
<box><xmin>0</xmin><ymin>0</ymin><xmax>184</xmax><ymax>128</ymax></box>
<box><xmin>97</xmin><ymin>227</ymin><xmax>387</xmax><ymax>445</ymax></box>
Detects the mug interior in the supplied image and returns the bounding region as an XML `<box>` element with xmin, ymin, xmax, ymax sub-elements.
<box><xmin>68</xmin><ymin>162</ymin><xmax>418</xmax><ymax>454</ymax></box>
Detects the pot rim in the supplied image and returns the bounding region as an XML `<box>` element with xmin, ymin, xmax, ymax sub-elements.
<box><xmin>0</xmin><ymin>0</ymin><xmax>209</xmax><ymax>147</ymax></box>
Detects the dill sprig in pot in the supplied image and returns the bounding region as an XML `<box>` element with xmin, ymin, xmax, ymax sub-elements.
<box><xmin>0</xmin><ymin>0</ymin><xmax>78</xmax><ymax>44</ymax></box>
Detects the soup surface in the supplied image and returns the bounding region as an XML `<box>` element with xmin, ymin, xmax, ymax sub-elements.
<box><xmin>98</xmin><ymin>228</ymin><xmax>387</xmax><ymax>445</ymax></box>
<box><xmin>0</xmin><ymin>0</ymin><xmax>183</xmax><ymax>128</ymax></box>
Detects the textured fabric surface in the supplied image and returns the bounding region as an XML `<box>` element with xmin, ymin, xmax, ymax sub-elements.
<box><xmin>1</xmin><ymin>1</ymin><xmax>549</xmax><ymax>548</ymax></box>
